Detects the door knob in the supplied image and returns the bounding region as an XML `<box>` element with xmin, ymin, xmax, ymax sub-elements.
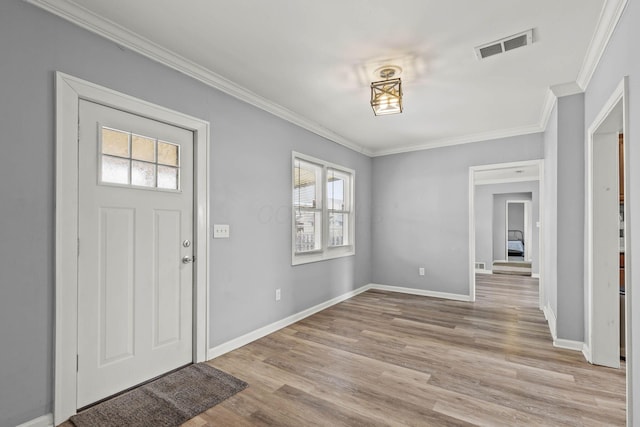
<box><xmin>182</xmin><ymin>255</ymin><xmax>194</xmax><ymax>264</ymax></box>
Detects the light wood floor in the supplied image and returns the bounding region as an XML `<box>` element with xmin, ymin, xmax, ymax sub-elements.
<box><xmin>63</xmin><ymin>274</ymin><xmax>627</xmax><ymax>426</ymax></box>
<box><xmin>194</xmin><ymin>275</ymin><xmax>626</xmax><ymax>426</ymax></box>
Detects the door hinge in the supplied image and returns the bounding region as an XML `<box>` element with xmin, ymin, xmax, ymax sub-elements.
<box><xmin>76</xmin><ymin>354</ymin><xmax>79</xmax><ymax>372</ymax></box>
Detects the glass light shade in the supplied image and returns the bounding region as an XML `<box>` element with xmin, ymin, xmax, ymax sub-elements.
<box><xmin>370</xmin><ymin>77</ymin><xmax>403</xmax><ymax>116</ymax></box>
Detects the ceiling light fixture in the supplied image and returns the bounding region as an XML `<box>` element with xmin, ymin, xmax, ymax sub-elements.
<box><xmin>370</xmin><ymin>67</ymin><xmax>403</xmax><ymax>116</ymax></box>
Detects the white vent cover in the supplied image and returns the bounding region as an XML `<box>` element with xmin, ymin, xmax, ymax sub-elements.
<box><xmin>475</xmin><ymin>29</ymin><xmax>533</xmax><ymax>60</ymax></box>
<box><xmin>474</xmin><ymin>262</ymin><xmax>486</xmax><ymax>270</ymax></box>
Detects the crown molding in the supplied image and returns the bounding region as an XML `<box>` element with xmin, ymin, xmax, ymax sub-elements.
<box><xmin>370</xmin><ymin>123</ymin><xmax>544</xmax><ymax>157</ymax></box>
<box><xmin>550</xmin><ymin>81</ymin><xmax>583</xmax><ymax>98</ymax></box>
<box><xmin>576</xmin><ymin>0</ymin><xmax>628</xmax><ymax>90</ymax></box>
<box><xmin>25</xmin><ymin>0</ymin><xmax>372</xmax><ymax>156</ymax></box>
<box><xmin>371</xmin><ymin>86</ymin><xmax>557</xmax><ymax>157</ymax></box>
<box><xmin>25</xmin><ymin>0</ymin><xmax>627</xmax><ymax>159</ymax></box>
<box><xmin>538</xmin><ymin>88</ymin><xmax>558</xmax><ymax>131</ymax></box>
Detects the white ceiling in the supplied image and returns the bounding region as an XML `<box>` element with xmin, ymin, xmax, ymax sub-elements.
<box><xmin>30</xmin><ymin>0</ymin><xmax>618</xmax><ymax>156</ymax></box>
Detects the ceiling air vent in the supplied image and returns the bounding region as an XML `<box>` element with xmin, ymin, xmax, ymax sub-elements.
<box><xmin>475</xmin><ymin>29</ymin><xmax>533</xmax><ymax>60</ymax></box>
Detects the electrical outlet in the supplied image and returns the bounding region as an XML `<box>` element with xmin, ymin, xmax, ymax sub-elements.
<box><xmin>419</xmin><ymin>267</ymin><xmax>425</xmax><ymax>276</ymax></box>
<box><xmin>212</xmin><ymin>224</ymin><xmax>230</xmax><ymax>238</ymax></box>
<box><xmin>275</xmin><ymin>288</ymin><xmax>281</xmax><ymax>301</ymax></box>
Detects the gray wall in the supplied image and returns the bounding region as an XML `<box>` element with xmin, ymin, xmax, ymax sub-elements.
<box><xmin>474</xmin><ymin>185</ymin><xmax>494</xmax><ymax>270</ymax></box>
<box><xmin>542</xmin><ymin>93</ymin><xmax>585</xmax><ymax>342</ymax></box>
<box><xmin>555</xmin><ymin>93</ymin><xmax>585</xmax><ymax>341</ymax></box>
<box><xmin>372</xmin><ymin>134</ymin><xmax>543</xmax><ymax>295</ymax></box>
<box><xmin>583</xmin><ymin>0</ymin><xmax>639</xmax><ymax>419</ymax></box>
<box><xmin>0</xmin><ymin>1</ymin><xmax>372</xmax><ymax>425</ymax></box>
<box><xmin>543</xmin><ymin>103</ymin><xmax>559</xmax><ymax>316</ymax></box>
<box><xmin>475</xmin><ymin>181</ymin><xmax>540</xmax><ymax>274</ymax></box>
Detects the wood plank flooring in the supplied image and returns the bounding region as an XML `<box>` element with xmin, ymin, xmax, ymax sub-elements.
<box><xmin>62</xmin><ymin>274</ymin><xmax>626</xmax><ymax>426</ymax></box>
<box><xmin>195</xmin><ymin>275</ymin><xmax>626</xmax><ymax>426</ymax></box>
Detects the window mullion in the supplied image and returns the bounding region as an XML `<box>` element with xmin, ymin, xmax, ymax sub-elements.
<box><xmin>322</xmin><ymin>165</ymin><xmax>328</xmax><ymax>252</ymax></box>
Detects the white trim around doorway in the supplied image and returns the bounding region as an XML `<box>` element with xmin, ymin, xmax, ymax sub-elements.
<box><xmin>54</xmin><ymin>72</ymin><xmax>210</xmax><ymax>425</ymax></box>
<box><xmin>468</xmin><ymin>159</ymin><xmax>544</xmax><ymax>307</ymax></box>
<box><xmin>585</xmin><ymin>76</ymin><xmax>630</xmax><ymax>425</ymax></box>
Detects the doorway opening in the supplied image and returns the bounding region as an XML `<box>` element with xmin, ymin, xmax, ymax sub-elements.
<box><xmin>586</xmin><ymin>77</ymin><xmax>629</xmax><ymax>372</ymax></box>
<box><xmin>468</xmin><ymin>160</ymin><xmax>543</xmax><ymax>304</ymax></box>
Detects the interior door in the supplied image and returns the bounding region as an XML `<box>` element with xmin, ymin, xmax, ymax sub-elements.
<box><xmin>77</xmin><ymin>100</ymin><xmax>194</xmax><ymax>408</ymax></box>
<box><xmin>590</xmin><ymin>132</ymin><xmax>620</xmax><ymax>368</ymax></box>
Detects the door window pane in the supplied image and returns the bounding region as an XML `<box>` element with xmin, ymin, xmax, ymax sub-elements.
<box><xmin>131</xmin><ymin>134</ymin><xmax>156</xmax><ymax>162</ymax></box>
<box><xmin>102</xmin><ymin>156</ymin><xmax>130</xmax><ymax>185</ymax></box>
<box><xmin>158</xmin><ymin>141</ymin><xmax>179</xmax><ymax>166</ymax></box>
<box><xmin>131</xmin><ymin>161</ymin><xmax>156</xmax><ymax>187</ymax></box>
<box><xmin>102</xmin><ymin>128</ymin><xmax>130</xmax><ymax>157</ymax></box>
<box><xmin>158</xmin><ymin>165</ymin><xmax>179</xmax><ymax>190</ymax></box>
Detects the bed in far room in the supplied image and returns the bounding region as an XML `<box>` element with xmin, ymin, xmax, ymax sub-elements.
<box><xmin>507</xmin><ymin>229</ymin><xmax>525</xmax><ymax>256</ymax></box>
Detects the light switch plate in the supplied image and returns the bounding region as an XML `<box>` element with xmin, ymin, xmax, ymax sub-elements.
<box><xmin>213</xmin><ymin>224</ymin><xmax>230</xmax><ymax>238</ymax></box>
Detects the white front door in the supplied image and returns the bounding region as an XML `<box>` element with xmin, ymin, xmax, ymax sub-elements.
<box><xmin>76</xmin><ymin>99</ymin><xmax>194</xmax><ymax>408</ymax></box>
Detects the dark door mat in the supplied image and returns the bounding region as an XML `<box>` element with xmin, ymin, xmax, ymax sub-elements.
<box><xmin>70</xmin><ymin>363</ymin><xmax>248</xmax><ymax>427</ymax></box>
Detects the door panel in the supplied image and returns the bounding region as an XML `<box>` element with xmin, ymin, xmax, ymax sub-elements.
<box><xmin>77</xmin><ymin>100</ymin><xmax>194</xmax><ymax>408</ymax></box>
<box><xmin>99</xmin><ymin>207</ymin><xmax>135</xmax><ymax>365</ymax></box>
<box><xmin>154</xmin><ymin>209</ymin><xmax>183</xmax><ymax>348</ymax></box>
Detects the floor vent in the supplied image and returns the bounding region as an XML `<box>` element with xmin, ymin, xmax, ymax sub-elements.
<box><xmin>475</xmin><ymin>29</ymin><xmax>533</xmax><ymax>60</ymax></box>
<box><xmin>474</xmin><ymin>262</ymin><xmax>486</xmax><ymax>270</ymax></box>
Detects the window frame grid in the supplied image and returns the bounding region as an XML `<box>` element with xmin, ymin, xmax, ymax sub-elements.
<box><xmin>293</xmin><ymin>157</ymin><xmax>324</xmax><ymax>254</ymax></box>
<box><xmin>292</xmin><ymin>152</ymin><xmax>355</xmax><ymax>265</ymax></box>
<box><xmin>98</xmin><ymin>125</ymin><xmax>182</xmax><ymax>193</ymax></box>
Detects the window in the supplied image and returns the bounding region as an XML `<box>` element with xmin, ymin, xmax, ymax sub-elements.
<box><xmin>292</xmin><ymin>152</ymin><xmax>354</xmax><ymax>265</ymax></box>
<box><xmin>100</xmin><ymin>126</ymin><xmax>181</xmax><ymax>191</ymax></box>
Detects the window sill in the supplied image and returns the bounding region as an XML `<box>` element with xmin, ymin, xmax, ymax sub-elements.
<box><xmin>291</xmin><ymin>246</ymin><xmax>355</xmax><ymax>266</ymax></box>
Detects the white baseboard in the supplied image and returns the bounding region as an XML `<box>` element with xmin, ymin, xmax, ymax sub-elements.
<box><xmin>207</xmin><ymin>282</ymin><xmax>471</xmax><ymax>360</ymax></box>
<box><xmin>532</xmin><ymin>273</ymin><xmax>540</xmax><ymax>278</ymax></box>
<box><xmin>475</xmin><ymin>269</ymin><xmax>493</xmax><ymax>275</ymax></box>
<box><xmin>582</xmin><ymin>343</ymin><xmax>593</xmax><ymax>363</ymax></box>
<box><xmin>369</xmin><ymin>284</ymin><xmax>472</xmax><ymax>302</ymax></box>
<box><xmin>542</xmin><ymin>303</ymin><xmax>557</xmax><ymax>340</ymax></box>
<box><xmin>16</xmin><ymin>413</ymin><xmax>53</xmax><ymax>427</ymax></box>
<box><xmin>541</xmin><ymin>303</ymin><xmax>585</xmax><ymax>353</ymax></box>
<box><xmin>554</xmin><ymin>338</ymin><xmax>584</xmax><ymax>351</ymax></box>
<box><xmin>207</xmin><ymin>284</ymin><xmax>371</xmax><ymax>360</ymax></box>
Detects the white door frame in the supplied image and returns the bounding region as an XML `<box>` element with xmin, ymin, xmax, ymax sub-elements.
<box><xmin>54</xmin><ymin>72</ymin><xmax>210</xmax><ymax>425</ymax></box>
<box><xmin>468</xmin><ymin>159</ymin><xmax>544</xmax><ymax>306</ymax></box>
<box><xmin>585</xmin><ymin>76</ymin><xmax>630</xmax><ymax>423</ymax></box>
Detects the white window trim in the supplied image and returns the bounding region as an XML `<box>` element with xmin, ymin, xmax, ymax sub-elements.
<box><xmin>292</xmin><ymin>152</ymin><xmax>355</xmax><ymax>265</ymax></box>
